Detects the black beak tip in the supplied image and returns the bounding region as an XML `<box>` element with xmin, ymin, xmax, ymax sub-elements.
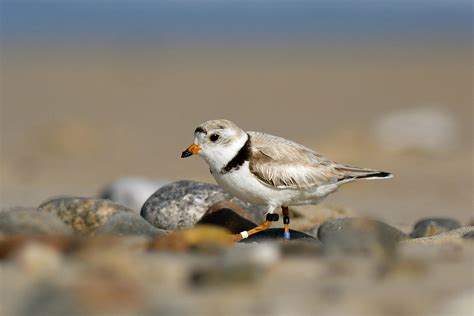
<box><xmin>181</xmin><ymin>150</ymin><xmax>192</xmax><ymax>158</ymax></box>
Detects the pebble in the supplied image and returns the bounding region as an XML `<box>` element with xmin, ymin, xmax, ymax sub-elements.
<box><xmin>95</xmin><ymin>212</ymin><xmax>167</xmax><ymax>238</ymax></box>
<box><xmin>317</xmin><ymin>217</ymin><xmax>409</xmax><ymax>255</ymax></box>
<box><xmin>140</xmin><ymin>181</ymin><xmax>266</xmax><ymax>230</ymax></box>
<box><xmin>0</xmin><ymin>208</ymin><xmax>72</xmax><ymax>235</ymax></box>
<box><xmin>410</xmin><ymin>217</ymin><xmax>462</xmax><ymax>238</ymax></box>
<box><xmin>197</xmin><ymin>201</ymin><xmax>257</xmax><ymax>234</ymax></box>
<box><xmin>148</xmin><ymin>225</ymin><xmax>234</xmax><ymax>252</ymax></box>
<box><xmin>38</xmin><ymin>197</ymin><xmax>134</xmax><ymax>234</ymax></box>
<box><xmin>99</xmin><ymin>177</ymin><xmax>168</xmax><ymax>212</ymax></box>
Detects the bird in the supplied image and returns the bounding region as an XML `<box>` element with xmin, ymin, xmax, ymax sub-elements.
<box><xmin>181</xmin><ymin>119</ymin><xmax>392</xmax><ymax>241</ymax></box>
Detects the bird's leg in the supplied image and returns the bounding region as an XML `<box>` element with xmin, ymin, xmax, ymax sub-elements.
<box><xmin>282</xmin><ymin>206</ymin><xmax>291</xmax><ymax>240</ymax></box>
<box><xmin>230</xmin><ymin>213</ymin><xmax>279</xmax><ymax>242</ymax></box>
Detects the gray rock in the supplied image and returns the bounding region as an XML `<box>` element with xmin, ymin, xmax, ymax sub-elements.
<box><xmin>242</xmin><ymin>228</ymin><xmax>317</xmax><ymax>243</ymax></box>
<box><xmin>140</xmin><ymin>180</ymin><xmax>266</xmax><ymax>230</ymax></box>
<box><xmin>317</xmin><ymin>217</ymin><xmax>409</xmax><ymax>255</ymax></box>
<box><xmin>96</xmin><ymin>212</ymin><xmax>167</xmax><ymax>238</ymax></box>
<box><xmin>0</xmin><ymin>208</ymin><xmax>72</xmax><ymax>235</ymax></box>
<box><xmin>99</xmin><ymin>177</ymin><xmax>168</xmax><ymax>212</ymax></box>
<box><xmin>410</xmin><ymin>217</ymin><xmax>462</xmax><ymax>238</ymax></box>
<box><xmin>38</xmin><ymin>197</ymin><xmax>134</xmax><ymax>234</ymax></box>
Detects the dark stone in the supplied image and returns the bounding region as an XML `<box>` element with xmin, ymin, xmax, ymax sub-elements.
<box><xmin>0</xmin><ymin>208</ymin><xmax>72</xmax><ymax>235</ymax></box>
<box><xmin>241</xmin><ymin>228</ymin><xmax>317</xmax><ymax>243</ymax></box>
<box><xmin>197</xmin><ymin>201</ymin><xmax>258</xmax><ymax>234</ymax></box>
<box><xmin>140</xmin><ymin>181</ymin><xmax>266</xmax><ymax>230</ymax></box>
<box><xmin>410</xmin><ymin>217</ymin><xmax>462</xmax><ymax>238</ymax></box>
<box><xmin>96</xmin><ymin>212</ymin><xmax>167</xmax><ymax>238</ymax></box>
<box><xmin>462</xmin><ymin>231</ymin><xmax>474</xmax><ymax>239</ymax></box>
<box><xmin>38</xmin><ymin>197</ymin><xmax>134</xmax><ymax>234</ymax></box>
<box><xmin>317</xmin><ymin>217</ymin><xmax>409</xmax><ymax>255</ymax></box>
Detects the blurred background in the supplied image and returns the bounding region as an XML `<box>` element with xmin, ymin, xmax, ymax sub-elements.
<box><xmin>1</xmin><ymin>0</ymin><xmax>472</xmax><ymax>224</ymax></box>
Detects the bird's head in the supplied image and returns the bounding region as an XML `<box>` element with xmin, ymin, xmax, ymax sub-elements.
<box><xmin>181</xmin><ymin>119</ymin><xmax>248</xmax><ymax>170</ymax></box>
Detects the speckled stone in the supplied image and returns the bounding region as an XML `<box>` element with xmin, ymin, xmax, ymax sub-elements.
<box><xmin>95</xmin><ymin>212</ymin><xmax>167</xmax><ymax>238</ymax></box>
<box><xmin>410</xmin><ymin>217</ymin><xmax>462</xmax><ymax>238</ymax></box>
<box><xmin>317</xmin><ymin>217</ymin><xmax>409</xmax><ymax>255</ymax></box>
<box><xmin>0</xmin><ymin>208</ymin><xmax>72</xmax><ymax>235</ymax></box>
<box><xmin>38</xmin><ymin>198</ymin><xmax>134</xmax><ymax>234</ymax></box>
<box><xmin>140</xmin><ymin>181</ymin><xmax>266</xmax><ymax>230</ymax></box>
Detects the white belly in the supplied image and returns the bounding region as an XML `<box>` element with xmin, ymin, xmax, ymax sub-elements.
<box><xmin>211</xmin><ymin>162</ymin><xmax>338</xmax><ymax>209</ymax></box>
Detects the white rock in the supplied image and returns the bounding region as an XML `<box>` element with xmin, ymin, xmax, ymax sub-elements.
<box><xmin>100</xmin><ymin>177</ymin><xmax>168</xmax><ymax>212</ymax></box>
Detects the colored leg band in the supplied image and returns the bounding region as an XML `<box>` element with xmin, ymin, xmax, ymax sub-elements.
<box><xmin>240</xmin><ymin>231</ymin><xmax>249</xmax><ymax>239</ymax></box>
<box><xmin>283</xmin><ymin>216</ymin><xmax>290</xmax><ymax>224</ymax></box>
<box><xmin>266</xmin><ymin>213</ymin><xmax>279</xmax><ymax>221</ymax></box>
<box><xmin>283</xmin><ymin>231</ymin><xmax>291</xmax><ymax>240</ymax></box>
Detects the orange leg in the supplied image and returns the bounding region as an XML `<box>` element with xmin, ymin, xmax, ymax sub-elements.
<box><xmin>231</xmin><ymin>213</ymin><xmax>279</xmax><ymax>242</ymax></box>
<box><xmin>282</xmin><ymin>206</ymin><xmax>291</xmax><ymax>240</ymax></box>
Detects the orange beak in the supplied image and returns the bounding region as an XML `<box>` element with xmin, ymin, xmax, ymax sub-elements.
<box><xmin>181</xmin><ymin>143</ymin><xmax>201</xmax><ymax>158</ymax></box>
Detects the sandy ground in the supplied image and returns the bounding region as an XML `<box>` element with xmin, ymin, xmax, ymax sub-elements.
<box><xmin>1</xmin><ymin>44</ymin><xmax>472</xmax><ymax>226</ymax></box>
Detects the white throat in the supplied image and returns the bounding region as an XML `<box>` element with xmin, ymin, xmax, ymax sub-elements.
<box><xmin>201</xmin><ymin>133</ymin><xmax>249</xmax><ymax>172</ymax></box>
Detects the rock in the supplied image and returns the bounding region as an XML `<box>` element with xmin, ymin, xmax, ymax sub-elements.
<box><xmin>38</xmin><ymin>197</ymin><xmax>134</xmax><ymax>234</ymax></box>
<box><xmin>410</xmin><ymin>217</ymin><xmax>462</xmax><ymax>238</ymax></box>
<box><xmin>95</xmin><ymin>212</ymin><xmax>167</xmax><ymax>238</ymax></box>
<box><xmin>462</xmin><ymin>231</ymin><xmax>474</xmax><ymax>239</ymax></box>
<box><xmin>99</xmin><ymin>177</ymin><xmax>168</xmax><ymax>212</ymax></box>
<box><xmin>372</xmin><ymin>106</ymin><xmax>458</xmax><ymax>153</ymax></box>
<box><xmin>242</xmin><ymin>228</ymin><xmax>317</xmax><ymax>243</ymax></box>
<box><xmin>402</xmin><ymin>226</ymin><xmax>474</xmax><ymax>245</ymax></box>
<box><xmin>148</xmin><ymin>225</ymin><xmax>234</xmax><ymax>252</ymax></box>
<box><xmin>0</xmin><ymin>208</ymin><xmax>72</xmax><ymax>235</ymax></box>
<box><xmin>197</xmin><ymin>201</ymin><xmax>257</xmax><ymax>234</ymax></box>
<box><xmin>0</xmin><ymin>235</ymin><xmax>79</xmax><ymax>260</ymax></box>
<box><xmin>140</xmin><ymin>181</ymin><xmax>266</xmax><ymax>230</ymax></box>
<box><xmin>317</xmin><ymin>218</ymin><xmax>409</xmax><ymax>255</ymax></box>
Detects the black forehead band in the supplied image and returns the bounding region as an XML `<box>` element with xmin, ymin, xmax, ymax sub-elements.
<box><xmin>195</xmin><ymin>127</ymin><xmax>207</xmax><ymax>134</ymax></box>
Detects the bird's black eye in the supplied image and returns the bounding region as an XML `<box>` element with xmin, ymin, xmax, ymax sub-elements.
<box><xmin>209</xmin><ymin>134</ymin><xmax>220</xmax><ymax>142</ymax></box>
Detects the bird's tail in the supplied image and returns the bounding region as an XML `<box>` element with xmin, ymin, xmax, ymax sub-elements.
<box><xmin>335</xmin><ymin>165</ymin><xmax>393</xmax><ymax>182</ymax></box>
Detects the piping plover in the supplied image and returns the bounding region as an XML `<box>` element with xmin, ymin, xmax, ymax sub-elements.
<box><xmin>182</xmin><ymin>119</ymin><xmax>392</xmax><ymax>241</ymax></box>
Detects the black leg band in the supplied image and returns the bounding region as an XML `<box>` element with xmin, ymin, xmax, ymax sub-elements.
<box><xmin>283</xmin><ymin>216</ymin><xmax>290</xmax><ymax>224</ymax></box>
<box><xmin>266</xmin><ymin>213</ymin><xmax>279</xmax><ymax>221</ymax></box>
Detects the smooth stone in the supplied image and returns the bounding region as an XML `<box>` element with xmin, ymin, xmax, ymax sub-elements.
<box><xmin>95</xmin><ymin>212</ymin><xmax>167</xmax><ymax>238</ymax></box>
<box><xmin>241</xmin><ymin>228</ymin><xmax>317</xmax><ymax>243</ymax></box>
<box><xmin>197</xmin><ymin>201</ymin><xmax>258</xmax><ymax>234</ymax></box>
<box><xmin>317</xmin><ymin>217</ymin><xmax>409</xmax><ymax>255</ymax></box>
<box><xmin>99</xmin><ymin>177</ymin><xmax>168</xmax><ymax>212</ymax></box>
<box><xmin>140</xmin><ymin>180</ymin><xmax>266</xmax><ymax>230</ymax></box>
<box><xmin>0</xmin><ymin>208</ymin><xmax>72</xmax><ymax>235</ymax></box>
<box><xmin>410</xmin><ymin>217</ymin><xmax>462</xmax><ymax>238</ymax></box>
<box><xmin>38</xmin><ymin>197</ymin><xmax>134</xmax><ymax>234</ymax></box>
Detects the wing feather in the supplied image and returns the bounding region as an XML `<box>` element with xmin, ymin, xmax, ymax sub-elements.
<box><xmin>247</xmin><ymin>132</ymin><xmax>386</xmax><ymax>189</ymax></box>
